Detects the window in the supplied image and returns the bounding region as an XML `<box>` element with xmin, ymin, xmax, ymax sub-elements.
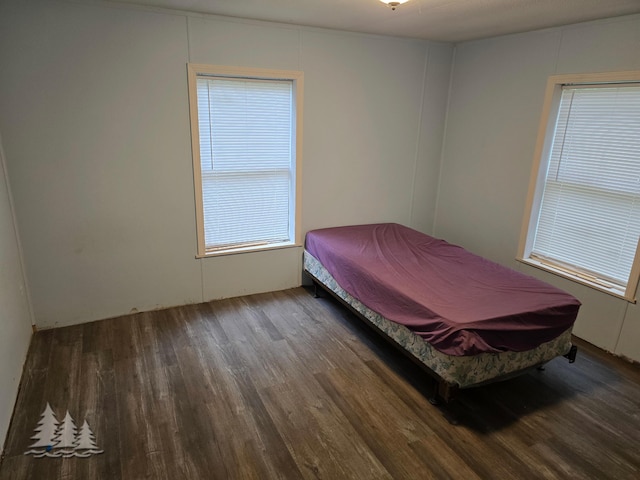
<box><xmin>187</xmin><ymin>64</ymin><xmax>303</xmax><ymax>256</ymax></box>
<box><xmin>519</xmin><ymin>71</ymin><xmax>640</xmax><ymax>301</ymax></box>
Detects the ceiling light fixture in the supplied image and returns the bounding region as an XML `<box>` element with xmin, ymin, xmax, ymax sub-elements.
<box><xmin>379</xmin><ymin>0</ymin><xmax>410</xmax><ymax>11</ymax></box>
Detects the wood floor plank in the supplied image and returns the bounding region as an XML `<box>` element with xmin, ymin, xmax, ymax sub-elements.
<box><xmin>195</xmin><ymin>335</ymin><xmax>304</xmax><ymax>479</ymax></box>
<box><xmin>314</xmin><ymin>369</ymin><xmax>437</xmax><ymax>479</ymax></box>
<box><xmin>407</xmin><ymin>437</ymin><xmax>482</xmax><ymax>480</ymax></box>
<box><xmin>1</xmin><ymin>287</ymin><xmax>640</xmax><ymax>480</ymax></box>
<box><xmin>215</xmin><ymin>347</ymin><xmax>306</xmax><ymax>480</ymax></box>
<box><xmin>72</xmin><ymin>349</ymin><xmax>118</xmax><ymax>480</ymax></box>
<box><xmin>259</xmin><ymin>381</ymin><xmax>392</xmax><ymax>480</ymax></box>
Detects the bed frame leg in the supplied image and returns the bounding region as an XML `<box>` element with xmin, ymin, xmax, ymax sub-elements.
<box><xmin>564</xmin><ymin>345</ymin><xmax>578</xmax><ymax>363</ymax></box>
<box><xmin>429</xmin><ymin>380</ymin><xmax>455</xmax><ymax>405</ymax></box>
<box><xmin>313</xmin><ymin>282</ymin><xmax>321</xmax><ymax>298</ymax></box>
<box><xmin>429</xmin><ymin>381</ymin><xmax>460</xmax><ymax>425</ymax></box>
<box><xmin>428</xmin><ymin>379</ymin><xmax>441</xmax><ymax>405</ymax></box>
<box><xmin>438</xmin><ymin>381</ymin><xmax>455</xmax><ymax>403</ymax></box>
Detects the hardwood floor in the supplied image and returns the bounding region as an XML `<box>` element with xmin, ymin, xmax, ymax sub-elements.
<box><xmin>1</xmin><ymin>287</ymin><xmax>639</xmax><ymax>479</ymax></box>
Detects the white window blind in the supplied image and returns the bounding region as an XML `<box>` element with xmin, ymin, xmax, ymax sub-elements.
<box><xmin>532</xmin><ymin>84</ymin><xmax>640</xmax><ymax>287</ymax></box>
<box><xmin>196</xmin><ymin>76</ymin><xmax>294</xmax><ymax>252</ymax></box>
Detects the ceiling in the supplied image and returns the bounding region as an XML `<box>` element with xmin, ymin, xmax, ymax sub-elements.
<box><xmin>99</xmin><ymin>0</ymin><xmax>640</xmax><ymax>42</ymax></box>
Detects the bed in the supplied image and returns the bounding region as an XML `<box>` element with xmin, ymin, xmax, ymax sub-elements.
<box><xmin>304</xmin><ymin>223</ymin><xmax>581</xmax><ymax>402</ymax></box>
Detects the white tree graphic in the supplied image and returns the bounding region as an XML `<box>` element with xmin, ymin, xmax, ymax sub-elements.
<box><xmin>53</xmin><ymin>411</ymin><xmax>77</xmax><ymax>451</ymax></box>
<box><xmin>74</xmin><ymin>419</ymin><xmax>104</xmax><ymax>456</ymax></box>
<box><xmin>27</xmin><ymin>403</ymin><xmax>59</xmax><ymax>450</ymax></box>
<box><xmin>24</xmin><ymin>404</ymin><xmax>104</xmax><ymax>458</ymax></box>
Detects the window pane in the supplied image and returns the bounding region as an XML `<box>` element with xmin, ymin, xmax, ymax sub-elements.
<box><xmin>196</xmin><ymin>76</ymin><xmax>294</xmax><ymax>250</ymax></box>
<box><xmin>533</xmin><ymin>84</ymin><xmax>640</xmax><ymax>286</ymax></box>
<box><xmin>202</xmin><ymin>171</ymin><xmax>291</xmax><ymax>248</ymax></box>
<box><xmin>549</xmin><ymin>87</ymin><xmax>640</xmax><ymax>194</ymax></box>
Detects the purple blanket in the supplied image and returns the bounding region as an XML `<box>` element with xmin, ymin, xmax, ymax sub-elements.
<box><xmin>305</xmin><ymin>223</ymin><xmax>580</xmax><ymax>356</ymax></box>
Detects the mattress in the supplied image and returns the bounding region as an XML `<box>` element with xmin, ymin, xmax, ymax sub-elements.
<box><xmin>304</xmin><ymin>250</ymin><xmax>574</xmax><ymax>388</ymax></box>
<box><xmin>305</xmin><ymin>223</ymin><xmax>580</xmax><ymax>356</ymax></box>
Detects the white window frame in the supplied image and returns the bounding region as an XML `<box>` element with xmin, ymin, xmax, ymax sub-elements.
<box><xmin>518</xmin><ymin>70</ymin><xmax>640</xmax><ymax>302</ymax></box>
<box><xmin>187</xmin><ymin>64</ymin><xmax>304</xmax><ymax>257</ymax></box>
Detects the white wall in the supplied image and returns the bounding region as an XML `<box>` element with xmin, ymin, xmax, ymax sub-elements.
<box><xmin>0</xmin><ymin>135</ymin><xmax>33</xmax><ymax>450</ymax></box>
<box><xmin>0</xmin><ymin>0</ymin><xmax>453</xmax><ymax>328</ymax></box>
<box><xmin>2</xmin><ymin>0</ymin><xmax>637</xmax><ymax>363</ymax></box>
<box><xmin>436</xmin><ymin>14</ymin><xmax>640</xmax><ymax>361</ymax></box>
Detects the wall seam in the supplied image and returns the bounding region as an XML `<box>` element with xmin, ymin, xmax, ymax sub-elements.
<box><xmin>409</xmin><ymin>42</ymin><xmax>430</xmax><ymax>228</ymax></box>
<box><xmin>552</xmin><ymin>26</ymin><xmax>564</xmax><ymax>74</ymax></box>
<box><xmin>431</xmin><ymin>44</ymin><xmax>457</xmax><ymax>236</ymax></box>
<box><xmin>298</xmin><ymin>27</ymin><xmax>303</xmax><ymax>70</ymax></box>
<box><xmin>0</xmin><ymin>134</ymin><xmax>36</xmax><ymax>327</ymax></box>
<box><xmin>613</xmin><ymin>301</ymin><xmax>630</xmax><ymax>354</ymax></box>
<box><xmin>185</xmin><ymin>14</ymin><xmax>192</xmax><ymax>61</ymax></box>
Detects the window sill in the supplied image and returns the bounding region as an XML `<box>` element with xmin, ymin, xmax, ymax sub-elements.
<box><xmin>196</xmin><ymin>241</ymin><xmax>302</xmax><ymax>258</ymax></box>
<box><xmin>517</xmin><ymin>257</ymin><xmax>635</xmax><ymax>303</ymax></box>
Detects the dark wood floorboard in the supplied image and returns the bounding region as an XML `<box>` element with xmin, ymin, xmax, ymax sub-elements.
<box><xmin>1</xmin><ymin>286</ymin><xmax>639</xmax><ymax>479</ymax></box>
